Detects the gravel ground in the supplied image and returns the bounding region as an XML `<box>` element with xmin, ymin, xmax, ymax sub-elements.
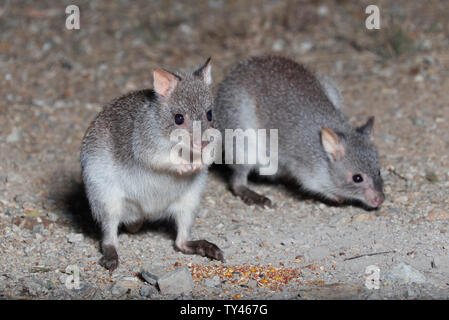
<box><xmin>1</xmin><ymin>0</ymin><xmax>448</xmax><ymax>299</ymax></box>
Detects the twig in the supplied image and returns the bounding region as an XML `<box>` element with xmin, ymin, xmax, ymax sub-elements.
<box><xmin>344</xmin><ymin>250</ymin><xmax>396</xmax><ymax>261</ymax></box>
<box><xmin>388</xmin><ymin>168</ymin><xmax>407</xmax><ymax>181</ymax></box>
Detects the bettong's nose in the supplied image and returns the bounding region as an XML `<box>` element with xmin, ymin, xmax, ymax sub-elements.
<box><xmin>371</xmin><ymin>192</ymin><xmax>385</xmax><ymax>207</ymax></box>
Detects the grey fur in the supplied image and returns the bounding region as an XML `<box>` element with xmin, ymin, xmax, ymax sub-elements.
<box><xmin>317</xmin><ymin>75</ymin><xmax>343</xmax><ymax>110</ymax></box>
<box><xmin>81</xmin><ymin>58</ymin><xmax>223</xmax><ymax>272</ymax></box>
<box><xmin>214</xmin><ymin>55</ymin><xmax>384</xmax><ymax>208</ymax></box>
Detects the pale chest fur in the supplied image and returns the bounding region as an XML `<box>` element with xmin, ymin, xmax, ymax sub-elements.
<box><xmin>117</xmin><ymin>165</ymin><xmax>205</xmax><ymax>220</ymax></box>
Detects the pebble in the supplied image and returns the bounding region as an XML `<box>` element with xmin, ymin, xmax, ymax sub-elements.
<box><xmin>414</xmin><ymin>75</ymin><xmax>424</xmax><ymax>82</ymax></box>
<box><xmin>110</xmin><ymin>282</ymin><xmax>128</xmax><ymax>297</ymax></box>
<box><xmin>46</xmin><ymin>212</ymin><xmax>59</xmax><ymax>222</ymax></box>
<box><xmin>426</xmin><ymin>209</ymin><xmax>449</xmax><ymax>221</ymax></box>
<box><xmin>421</xmin><ymin>39</ymin><xmax>432</xmax><ymax>50</ymax></box>
<box><xmin>247</xmin><ymin>279</ymin><xmax>259</xmax><ymax>289</ymax></box>
<box><xmin>395</xmin><ymin>196</ymin><xmax>409</xmax><ymax>203</ymax></box>
<box><xmin>351</xmin><ymin>213</ymin><xmax>375</xmax><ymax>222</ymax></box>
<box><xmin>425</xmin><ymin>172</ymin><xmax>439</xmax><ymax>183</ymax></box>
<box><xmin>317</xmin><ymin>5</ymin><xmax>328</xmax><ymax>16</ymax></box>
<box><xmin>298</xmin><ymin>41</ymin><xmax>312</xmax><ymax>54</ymax></box>
<box><xmin>25</xmin><ymin>280</ymin><xmax>48</xmax><ymax>296</ymax></box>
<box><xmin>157</xmin><ymin>266</ymin><xmax>194</xmax><ymax>295</ymax></box>
<box><xmin>117</xmin><ymin>280</ymin><xmax>140</xmax><ymax>291</ymax></box>
<box><xmin>32</xmin><ymin>225</ymin><xmax>43</xmax><ymax>234</ymax></box>
<box><xmin>6</xmin><ymin>128</ymin><xmax>22</xmax><ymax>144</ymax></box>
<box><xmin>384</xmin><ymin>263</ymin><xmax>426</xmax><ymax>284</ymax></box>
<box><xmin>141</xmin><ymin>271</ymin><xmax>159</xmax><ymax>286</ymax></box>
<box><xmin>59</xmin><ymin>275</ymin><xmax>67</xmax><ymax>285</ymax></box>
<box><xmin>32</xmin><ymin>99</ymin><xmax>46</xmax><ymax>107</ymax></box>
<box><xmin>140</xmin><ymin>285</ymin><xmax>158</xmax><ymax>298</ymax></box>
<box><xmin>272</xmin><ymin>39</ymin><xmax>285</xmax><ymax>52</ymax></box>
<box><xmin>204</xmin><ymin>275</ymin><xmax>221</xmax><ymax>288</ymax></box>
<box><xmin>67</xmin><ymin>233</ymin><xmax>84</xmax><ymax>243</ymax></box>
<box><xmin>197</xmin><ymin>208</ymin><xmax>209</xmax><ymax>218</ymax></box>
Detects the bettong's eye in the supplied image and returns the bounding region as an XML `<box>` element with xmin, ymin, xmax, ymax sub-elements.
<box><xmin>174</xmin><ymin>114</ymin><xmax>184</xmax><ymax>125</ymax></box>
<box><xmin>352</xmin><ymin>174</ymin><xmax>363</xmax><ymax>183</ymax></box>
<box><xmin>206</xmin><ymin>110</ymin><xmax>212</xmax><ymax>121</ymax></box>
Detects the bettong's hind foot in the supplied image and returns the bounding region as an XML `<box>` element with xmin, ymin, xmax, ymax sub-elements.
<box><xmin>233</xmin><ymin>186</ymin><xmax>272</xmax><ymax>208</ymax></box>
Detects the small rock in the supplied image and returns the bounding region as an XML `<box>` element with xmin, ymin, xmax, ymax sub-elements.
<box><xmin>197</xmin><ymin>208</ymin><xmax>209</xmax><ymax>218</ymax></box>
<box><xmin>423</xmin><ymin>55</ymin><xmax>434</xmax><ymax>66</ymax></box>
<box><xmin>54</xmin><ymin>100</ymin><xmax>66</xmax><ymax>109</ymax></box>
<box><xmin>67</xmin><ymin>233</ymin><xmax>84</xmax><ymax>243</ymax></box>
<box><xmin>6</xmin><ymin>128</ymin><xmax>22</xmax><ymax>144</ymax></box>
<box><xmin>46</xmin><ymin>212</ymin><xmax>59</xmax><ymax>222</ymax></box>
<box><xmin>157</xmin><ymin>266</ymin><xmax>194</xmax><ymax>295</ymax></box>
<box><xmin>61</xmin><ymin>60</ymin><xmax>73</xmax><ymax>70</ymax></box>
<box><xmin>110</xmin><ymin>282</ymin><xmax>128</xmax><ymax>297</ymax></box>
<box><xmin>385</xmin><ymin>207</ymin><xmax>401</xmax><ymax>215</ymax></box>
<box><xmin>32</xmin><ymin>99</ymin><xmax>46</xmax><ymax>107</ymax></box>
<box><xmin>59</xmin><ymin>275</ymin><xmax>67</xmax><ymax>285</ymax></box>
<box><xmin>25</xmin><ymin>280</ymin><xmax>48</xmax><ymax>295</ymax></box>
<box><xmin>351</xmin><ymin>213</ymin><xmax>375</xmax><ymax>222</ymax></box>
<box><xmin>384</xmin><ymin>263</ymin><xmax>426</xmax><ymax>284</ymax></box>
<box><xmin>141</xmin><ymin>271</ymin><xmax>158</xmax><ymax>286</ymax></box>
<box><xmin>259</xmin><ymin>241</ymin><xmax>270</xmax><ymax>248</ymax></box>
<box><xmin>204</xmin><ymin>275</ymin><xmax>221</xmax><ymax>288</ymax></box>
<box><xmin>425</xmin><ymin>171</ymin><xmax>439</xmax><ymax>183</ymax></box>
<box><xmin>299</xmin><ymin>41</ymin><xmax>313</xmax><ymax>54</ymax></box>
<box><xmin>420</xmin><ymin>39</ymin><xmax>432</xmax><ymax>50</ymax></box>
<box><xmin>178</xmin><ymin>23</ymin><xmax>192</xmax><ymax>35</ymax></box>
<box><xmin>78</xmin><ymin>284</ymin><xmax>100</xmax><ymax>299</ymax></box>
<box><xmin>140</xmin><ymin>285</ymin><xmax>158</xmax><ymax>298</ymax></box>
<box><xmin>272</xmin><ymin>39</ymin><xmax>285</xmax><ymax>52</ymax></box>
<box><xmin>317</xmin><ymin>5</ymin><xmax>328</xmax><ymax>16</ymax></box>
<box><xmin>247</xmin><ymin>279</ymin><xmax>259</xmax><ymax>289</ymax></box>
<box><xmin>414</xmin><ymin>74</ymin><xmax>424</xmax><ymax>82</ymax></box>
<box><xmin>32</xmin><ymin>224</ymin><xmax>43</xmax><ymax>234</ymax></box>
<box><xmin>117</xmin><ymin>280</ymin><xmax>140</xmax><ymax>291</ymax></box>
<box><xmin>395</xmin><ymin>195</ymin><xmax>408</xmax><ymax>203</ymax></box>
<box><xmin>412</xmin><ymin>117</ymin><xmax>425</xmax><ymax>126</ymax></box>
<box><xmin>407</xmin><ymin>287</ymin><xmax>419</xmax><ymax>299</ymax></box>
<box><xmin>426</xmin><ymin>209</ymin><xmax>449</xmax><ymax>221</ymax></box>
<box><xmin>10</xmin><ymin>192</ymin><xmax>26</xmax><ymax>204</ymax></box>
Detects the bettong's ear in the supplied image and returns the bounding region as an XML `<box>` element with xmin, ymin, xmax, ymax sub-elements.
<box><xmin>321</xmin><ymin>127</ymin><xmax>345</xmax><ymax>161</ymax></box>
<box><xmin>153</xmin><ymin>69</ymin><xmax>179</xmax><ymax>98</ymax></box>
<box><xmin>357</xmin><ymin>116</ymin><xmax>375</xmax><ymax>138</ymax></box>
<box><xmin>193</xmin><ymin>57</ymin><xmax>212</xmax><ymax>86</ymax></box>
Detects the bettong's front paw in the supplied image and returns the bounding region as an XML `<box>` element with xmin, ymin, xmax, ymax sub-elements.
<box><xmin>175</xmin><ymin>161</ymin><xmax>203</xmax><ymax>175</ymax></box>
<box><xmin>178</xmin><ymin>240</ymin><xmax>224</xmax><ymax>262</ymax></box>
<box><xmin>99</xmin><ymin>245</ymin><xmax>119</xmax><ymax>273</ymax></box>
